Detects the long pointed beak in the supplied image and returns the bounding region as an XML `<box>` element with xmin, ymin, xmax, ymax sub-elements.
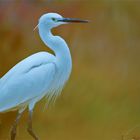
<box><xmin>57</xmin><ymin>18</ymin><xmax>89</xmax><ymax>23</ymax></box>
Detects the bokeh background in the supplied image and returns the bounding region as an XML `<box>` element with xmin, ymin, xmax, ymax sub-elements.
<box><xmin>0</xmin><ymin>0</ymin><xmax>140</xmax><ymax>140</ymax></box>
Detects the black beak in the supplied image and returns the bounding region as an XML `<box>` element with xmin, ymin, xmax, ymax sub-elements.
<box><xmin>57</xmin><ymin>18</ymin><xmax>89</xmax><ymax>23</ymax></box>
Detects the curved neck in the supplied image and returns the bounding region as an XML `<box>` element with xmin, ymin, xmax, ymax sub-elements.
<box><xmin>38</xmin><ymin>24</ymin><xmax>71</xmax><ymax>63</ymax></box>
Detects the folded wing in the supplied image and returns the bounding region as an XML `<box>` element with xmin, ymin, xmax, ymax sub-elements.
<box><xmin>0</xmin><ymin>52</ymin><xmax>56</xmax><ymax>112</ymax></box>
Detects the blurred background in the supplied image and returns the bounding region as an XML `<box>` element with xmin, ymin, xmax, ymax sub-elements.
<box><xmin>0</xmin><ymin>0</ymin><xmax>140</xmax><ymax>140</ymax></box>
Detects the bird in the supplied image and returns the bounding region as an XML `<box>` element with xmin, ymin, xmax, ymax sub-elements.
<box><xmin>0</xmin><ymin>13</ymin><xmax>88</xmax><ymax>140</ymax></box>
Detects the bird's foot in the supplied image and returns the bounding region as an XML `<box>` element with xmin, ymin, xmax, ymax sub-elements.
<box><xmin>27</xmin><ymin>127</ymin><xmax>39</xmax><ymax>140</ymax></box>
<box><xmin>10</xmin><ymin>126</ymin><xmax>16</xmax><ymax>140</ymax></box>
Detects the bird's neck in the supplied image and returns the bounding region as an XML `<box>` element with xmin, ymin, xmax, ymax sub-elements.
<box><xmin>38</xmin><ymin>26</ymin><xmax>72</xmax><ymax>65</ymax></box>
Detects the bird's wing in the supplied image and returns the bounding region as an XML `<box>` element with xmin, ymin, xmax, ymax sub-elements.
<box><xmin>0</xmin><ymin>52</ymin><xmax>56</xmax><ymax>112</ymax></box>
<box><xmin>0</xmin><ymin>52</ymin><xmax>55</xmax><ymax>85</ymax></box>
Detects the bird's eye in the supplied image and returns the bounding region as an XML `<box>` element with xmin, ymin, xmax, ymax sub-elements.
<box><xmin>52</xmin><ymin>18</ymin><xmax>57</xmax><ymax>22</ymax></box>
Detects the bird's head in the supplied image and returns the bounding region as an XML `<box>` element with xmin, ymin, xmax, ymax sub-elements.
<box><xmin>35</xmin><ymin>13</ymin><xmax>88</xmax><ymax>30</ymax></box>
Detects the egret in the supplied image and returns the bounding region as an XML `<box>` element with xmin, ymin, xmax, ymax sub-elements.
<box><xmin>0</xmin><ymin>13</ymin><xmax>88</xmax><ymax>140</ymax></box>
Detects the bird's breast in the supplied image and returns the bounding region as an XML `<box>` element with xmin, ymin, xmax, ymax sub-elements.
<box><xmin>55</xmin><ymin>57</ymin><xmax>72</xmax><ymax>87</ymax></box>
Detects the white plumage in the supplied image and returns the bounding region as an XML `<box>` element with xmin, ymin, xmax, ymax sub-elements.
<box><xmin>0</xmin><ymin>52</ymin><xmax>56</xmax><ymax>112</ymax></box>
<box><xmin>0</xmin><ymin>13</ymin><xmax>88</xmax><ymax>140</ymax></box>
<box><xmin>0</xmin><ymin>13</ymin><xmax>72</xmax><ymax>113</ymax></box>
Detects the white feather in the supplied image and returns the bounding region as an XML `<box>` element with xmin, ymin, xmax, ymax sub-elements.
<box><xmin>0</xmin><ymin>13</ymin><xmax>72</xmax><ymax>113</ymax></box>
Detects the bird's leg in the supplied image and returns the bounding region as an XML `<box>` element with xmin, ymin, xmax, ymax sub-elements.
<box><xmin>27</xmin><ymin>110</ymin><xmax>39</xmax><ymax>140</ymax></box>
<box><xmin>10</xmin><ymin>112</ymin><xmax>23</xmax><ymax>140</ymax></box>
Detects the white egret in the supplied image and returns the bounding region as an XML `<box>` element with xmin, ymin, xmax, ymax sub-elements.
<box><xmin>0</xmin><ymin>13</ymin><xmax>88</xmax><ymax>140</ymax></box>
